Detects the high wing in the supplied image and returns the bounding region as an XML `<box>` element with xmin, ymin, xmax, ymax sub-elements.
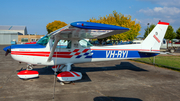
<box><xmin>49</xmin><ymin>21</ymin><xmax>130</xmax><ymax>40</ymax></box>
<box><xmin>47</xmin><ymin>21</ymin><xmax>130</xmax><ymax>62</ymax></box>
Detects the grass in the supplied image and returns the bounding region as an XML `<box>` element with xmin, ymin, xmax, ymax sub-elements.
<box><xmin>134</xmin><ymin>54</ymin><xmax>180</xmax><ymax>71</ymax></box>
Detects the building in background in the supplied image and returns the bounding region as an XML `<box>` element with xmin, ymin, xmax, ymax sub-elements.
<box><xmin>0</xmin><ymin>25</ymin><xmax>27</xmax><ymax>44</ymax></box>
<box><xmin>0</xmin><ymin>25</ymin><xmax>27</xmax><ymax>35</ymax></box>
<box><xmin>0</xmin><ymin>31</ymin><xmax>20</xmax><ymax>44</ymax></box>
<box><xmin>18</xmin><ymin>35</ymin><xmax>44</xmax><ymax>44</ymax></box>
<box><xmin>0</xmin><ymin>25</ymin><xmax>45</xmax><ymax>44</ymax></box>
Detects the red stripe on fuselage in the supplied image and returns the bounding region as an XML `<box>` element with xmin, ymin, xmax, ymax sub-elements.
<box><xmin>11</xmin><ymin>51</ymin><xmax>73</xmax><ymax>58</ymax></box>
<box><xmin>73</xmin><ymin>49</ymin><xmax>79</xmax><ymax>52</ymax></box>
<box><xmin>74</xmin><ymin>52</ymin><xmax>81</xmax><ymax>55</ymax></box>
<box><xmin>52</xmin><ymin>55</ymin><xmax>73</xmax><ymax>58</ymax></box>
<box><xmin>11</xmin><ymin>51</ymin><xmax>71</xmax><ymax>55</ymax></box>
<box><xmin>82</xmin><ymin>49</ymin><xmax>89</xmax><ymax>53</ymax></box>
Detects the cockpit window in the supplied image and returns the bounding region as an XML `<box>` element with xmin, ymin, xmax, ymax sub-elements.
<box><xmin>37</xmin><ymin>35</ymin><xmax>50</xmax><ymax>46</ymax></box>
<box><xmin>53</xmin><ymin>40</ymin><xmax>71</xmax><ymax>49</ymax></box>
<box><xmin>79</xmin><ymin>39</ymin><xmax>93</xmax><ymax>48</ymax></box>
<box><xmin>37</xmin><ymin>34</ymin><xmax>93</xmax><ymax>48</ymax></box>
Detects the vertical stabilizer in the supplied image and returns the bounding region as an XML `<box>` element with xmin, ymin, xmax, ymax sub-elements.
<box><xmin>141</xmin><ymin>21</ymin><xmax>169</xmax><ymax>51</ymax></box>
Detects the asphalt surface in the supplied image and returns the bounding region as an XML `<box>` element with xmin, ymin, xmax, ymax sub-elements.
<box><xmin>0</xmin><ymin>45</ymin><xmax>180</xmax><ymax>101</ymax></box>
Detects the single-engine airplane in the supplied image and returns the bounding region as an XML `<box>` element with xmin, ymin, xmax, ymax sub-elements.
<box><xmin>3</xmin><ymin>21</ymin><xmax>169</xmax><ymax>82</ymax></box>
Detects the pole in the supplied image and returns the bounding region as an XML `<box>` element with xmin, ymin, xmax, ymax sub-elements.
<box><xmin>153</xmin><ymin>56</ymin><xmax>155</xmax><ymax>66</ymax></box>
<box><xmin>147</xmin><ymin>23</ymin><xmax>150</xmax><ymax>35</ymax></box>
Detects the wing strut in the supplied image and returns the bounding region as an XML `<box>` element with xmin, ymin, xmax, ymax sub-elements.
<box><xmin>47</xmin><ymin>37</ymin><xmax>60</xmax><ymax>62</ymax></box>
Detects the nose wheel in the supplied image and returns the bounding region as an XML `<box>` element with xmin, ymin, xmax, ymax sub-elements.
<box><xmin>17</xmin><ymin>64</ymin><xmax>39</xmax><ymax>79</ymax></box>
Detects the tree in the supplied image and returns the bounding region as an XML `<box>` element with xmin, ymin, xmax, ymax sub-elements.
<box><xmin>144</xmin><ymin>24</ymin><xmax>155</xmax><ymax>38</ymax></box>
<box><xmin>176</xmin><ymin>27</ymin><xmax>180</xmax><ymax>39</ymax></box>
<box><xmin>164</xmin><ymin>25</ymin><xmax>176</xmax><ymax>49</ymax></box>
<box><xmin>87</xmin><ymin>11</ymin><xmax>141</xmax><ymax>41</ymax></box>
<box><xmin>46</xmin><ymin>20</ymin><xmax>67</xmax><ymax>34</ymax></box>
<box><xmin>144</xmin><ymin>24</ymin><xmax>176</xmax><ymax>40</ymax></box>
<box><xmin>164</xmin><ymin>25</ymin><xmax>176</xmax><ymax>40</ymax></box>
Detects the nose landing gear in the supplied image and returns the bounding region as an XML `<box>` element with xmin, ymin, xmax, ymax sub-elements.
<box><xmin>17</xmin><ymin>64</ymin><xmax>39</xmax><ymax>79</ymax></box>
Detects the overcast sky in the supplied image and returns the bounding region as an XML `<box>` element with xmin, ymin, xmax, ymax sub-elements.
<box><xmin>0</xmin><ymin>0</ymin><xmax>180</xmax><ymax>37</ymax></box>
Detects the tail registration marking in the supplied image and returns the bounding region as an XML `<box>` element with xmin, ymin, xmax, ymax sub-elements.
<box><xmin>106</xmin><ymin>50</ymin><xmax>128</xmax><ymax>58</ymax></box>
<box><xmin>153</xmin><ymin>35</ymin><xmax>160</xmax><ymax>43</ymax></box>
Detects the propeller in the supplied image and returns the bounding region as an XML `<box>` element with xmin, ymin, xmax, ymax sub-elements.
<box><xmin>3</xmin><ymin>46</ymin><xmax>11</xmax><ymax>56</ymax></box>
<box><xmin>5</xmin><ymin>50</ymin><xmax>10</xmax><ymax>56</ymax></box>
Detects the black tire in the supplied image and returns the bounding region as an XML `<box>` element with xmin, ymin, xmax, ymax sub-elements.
<box><xmin>170</xmin><ymin>49</ymin><xmax>175</xmax><ymax>53</ymax></box>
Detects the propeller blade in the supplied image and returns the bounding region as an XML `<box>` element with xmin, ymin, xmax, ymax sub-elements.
<box><xmin>5</xmin><ymin>50</ymin><xmax>9</xmax><ymax>56</ymax></box>
<box><xmin>47</xmin><ymin>37</ymin><xmax>60</xmax><ymax>62</ymax></box>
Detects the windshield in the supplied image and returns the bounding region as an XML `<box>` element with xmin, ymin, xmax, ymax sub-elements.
<box><xmin>37</xmin><ymin>35</ymin><xmax>50</xmax><ymax>46</ymax></box>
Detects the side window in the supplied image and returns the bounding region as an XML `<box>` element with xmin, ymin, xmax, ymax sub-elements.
<box><xmin>79</xmin><ymin>39</ymin><xmax>93</xmax><ymax>48</ymax></box>
<box><xmin>54</xmin><ymin>40</ymin><xmax>71</xmax><ymax>49</ymax></box>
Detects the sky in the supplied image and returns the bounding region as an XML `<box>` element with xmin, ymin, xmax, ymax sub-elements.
<box><xmin>0</xmin><ymin>0</ymin><xmax>180</xmax><ymax>37</ymax></box>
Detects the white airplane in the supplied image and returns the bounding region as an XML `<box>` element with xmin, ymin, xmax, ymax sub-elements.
<box><xmin>3</xmin><ymin>21</ymin><xmax>169</xmax><ymax>82</ymax></box>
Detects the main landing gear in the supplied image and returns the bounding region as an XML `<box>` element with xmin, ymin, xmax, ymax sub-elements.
<box><xmin>51</xmin><ymin>63</ymin><xmax>82</xmax><ymax>83</ymax></box>
<box><xmin>17</xmin><ymin>64</ymin><xmax>39</xmax><ymax>79</ymax></box>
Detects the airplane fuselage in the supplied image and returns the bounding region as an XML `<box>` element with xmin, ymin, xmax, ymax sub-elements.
<box><xmin>10</xmin><ymin>42</ymin><xmax>158</xmax><ymax>66</ymax></box>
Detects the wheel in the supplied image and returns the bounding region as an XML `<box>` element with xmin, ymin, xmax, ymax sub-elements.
<box><xmin>63</xmin><ymin>81</ymin><xmax>71</xmax><ymax>84</ymax></box>
<box><xmin>170</xmin><ymin>49</ymin><xmax>175</xmax><ymax>53</ymax></box>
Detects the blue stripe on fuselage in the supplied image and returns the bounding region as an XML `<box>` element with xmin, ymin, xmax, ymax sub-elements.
<box><xmin>86</xmin><ymin>50</ymin><xmax>159</xmax><ymax>59</ymax></box>
<box><xmin>3</xmin><ymin>44</ymin><xmax>46</xmax><ymax>52</ymax></box>
<box><xmin>11</xmin><ymin>44</ymin><xmax>46</xmax><ymax>49</ymax></box>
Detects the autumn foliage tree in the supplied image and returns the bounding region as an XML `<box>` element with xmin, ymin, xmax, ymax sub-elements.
<box><xmin>46</xmin><ymin>20</ymin><xmax>67</xmax><ymax>34</ymax></box>
<box><xmin>87</xmin><ymin>11</ymin><xmax>141</xmax><ymax>41</ymax></box>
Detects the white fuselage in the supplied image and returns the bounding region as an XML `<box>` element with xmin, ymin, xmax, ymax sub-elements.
<box><xmin>11</xmin><ymin>39</ymin><xmax>155</xmax><ymax>66</ymax></box>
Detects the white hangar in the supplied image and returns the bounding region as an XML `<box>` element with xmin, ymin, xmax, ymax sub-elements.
<box><xmin>0</xmin><ymin>25</ymin><xmax>27</xmax><ymax>44</ymax></box>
